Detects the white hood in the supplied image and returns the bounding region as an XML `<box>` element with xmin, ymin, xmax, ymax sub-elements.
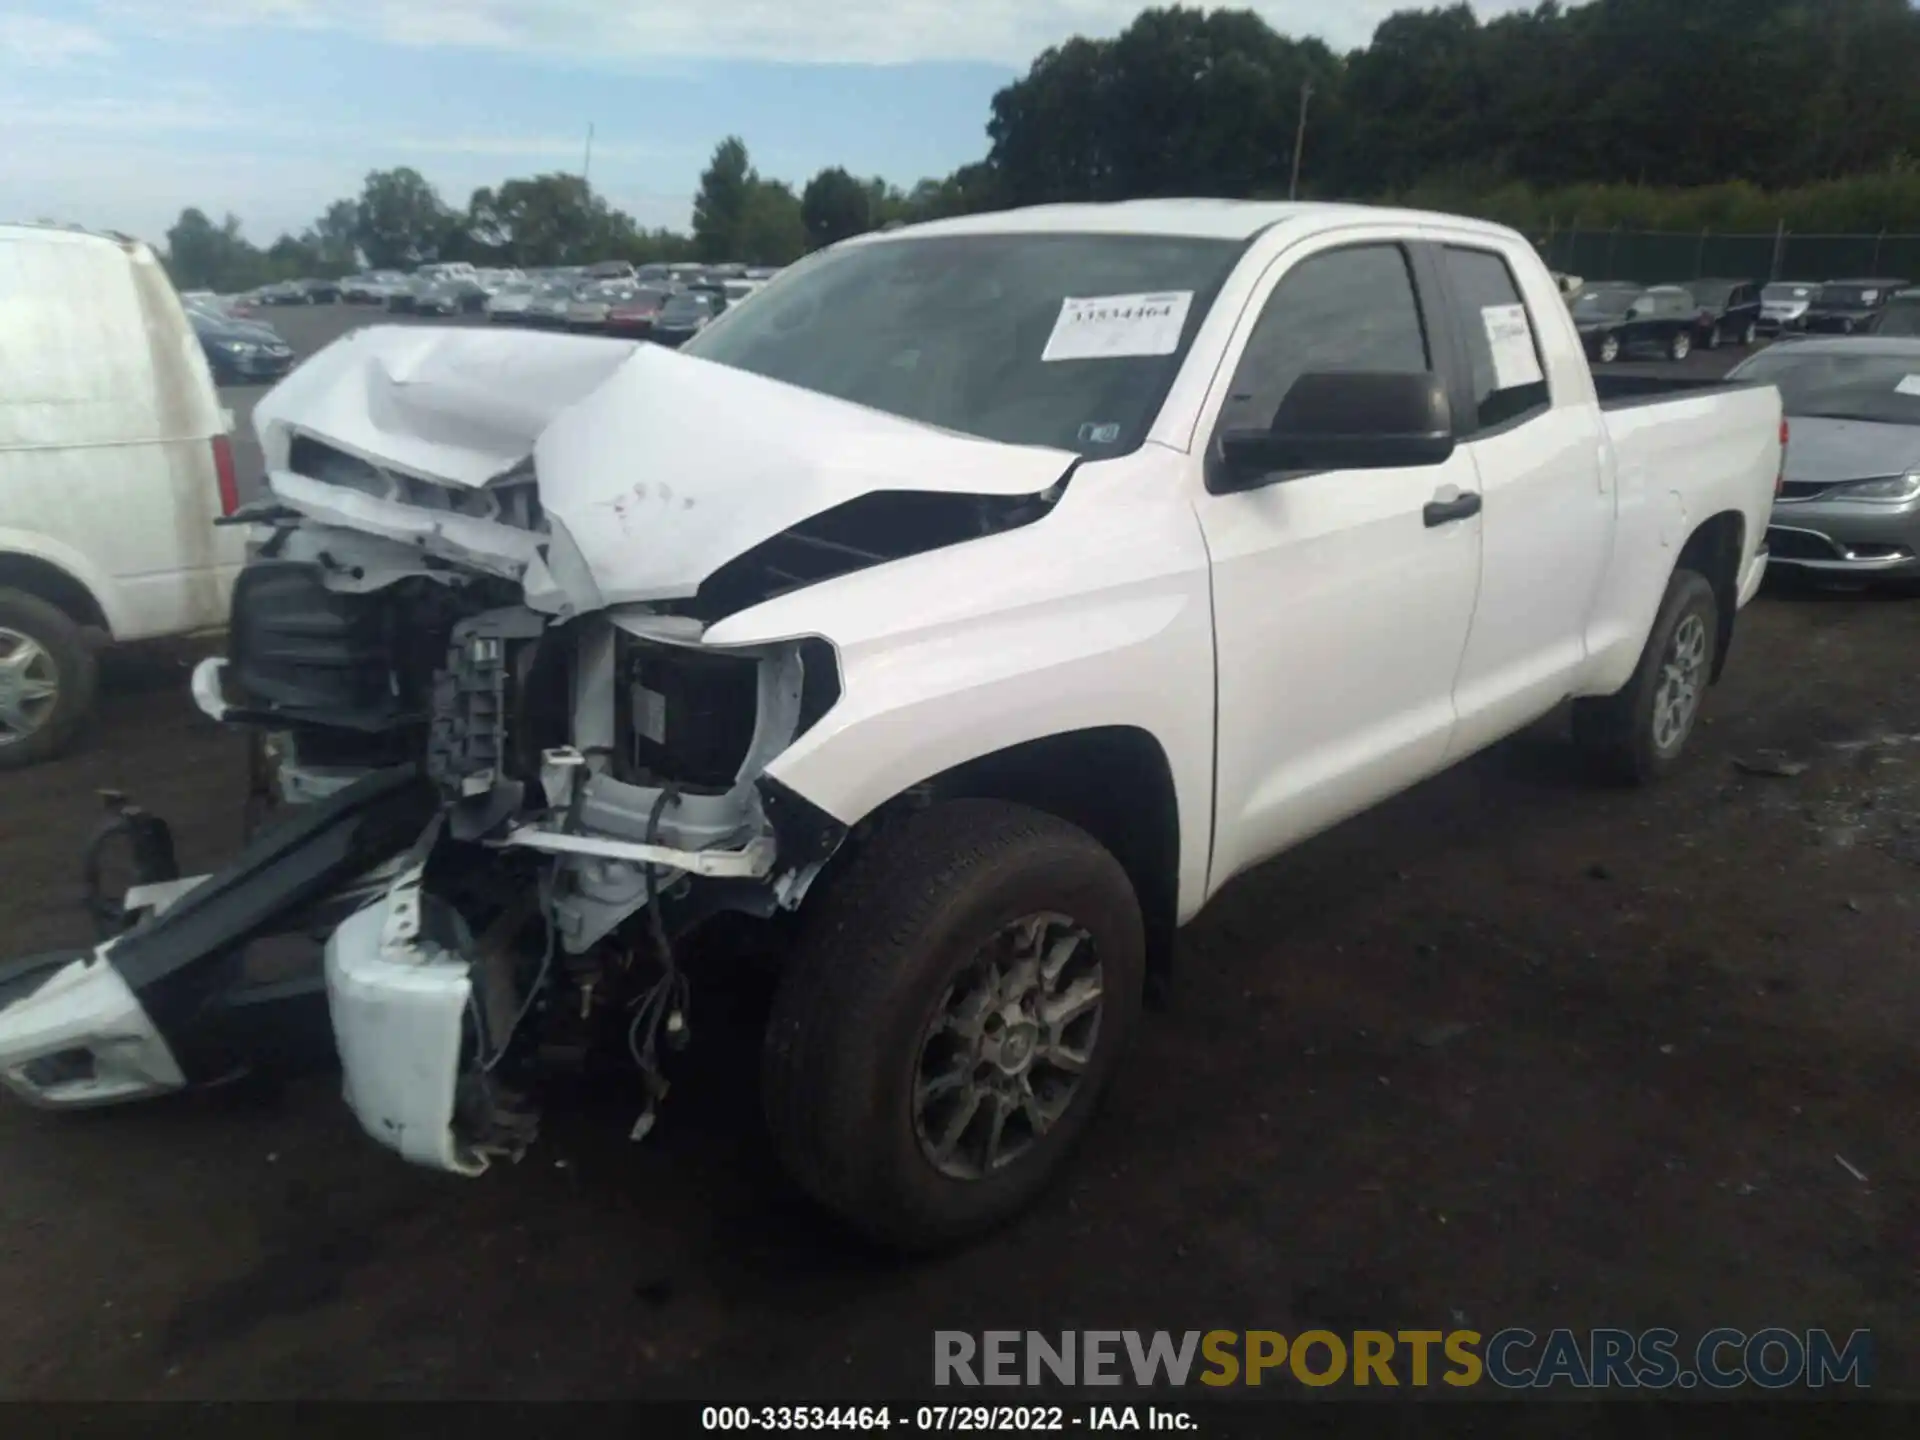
<box><xmin>254</xmin><ymin>326</ymin><xmax>1079</xmax><ymax>607</ymax></box>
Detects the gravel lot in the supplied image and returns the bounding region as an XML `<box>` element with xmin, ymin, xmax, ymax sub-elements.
<box><xmin>2</xmin><ymin>305</ymin><xmax>1916</xmax><ymax>1401</ymax></box>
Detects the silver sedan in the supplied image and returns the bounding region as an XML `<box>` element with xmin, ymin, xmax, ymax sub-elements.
<box><xmin>1728</xmin><ymin>338</ymin><xmax>1920</xmax><ymax>581</ymax></box>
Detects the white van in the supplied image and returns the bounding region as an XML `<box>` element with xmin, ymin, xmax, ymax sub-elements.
<box><xmin>0</xmin><ymin>224</ymin><xmax>245</xmax><ymax>767</ymax></box>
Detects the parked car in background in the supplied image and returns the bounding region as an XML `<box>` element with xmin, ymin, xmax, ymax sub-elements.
<box><xmin>414</xmin><ymin>278</ymin><xmax>489</xmax><ymax>316</ymax></box>
<box><xmin>385</xmin><ymin>277</ymin><xmax>428</xmax><ymax>314</ymax></box>
<box><xmin>603</xmin><ymin>286</ymin><xmax>671</xmax><ymax>337</ymax></box>
<box><xmin>585</xmin><ymin>260</ymin><xmax>636</xmax><ymax>280</ymax></box>
<box><xmin>522</xmin><ymin>280</ymin><xmax>579</xmax><ymax>327</ymax></box>
<box><xmin>187</xmin><ymin>303</ymin><xmax>295</xmax><ymax>384</ymax></box>
<box><xmin>1803</xmin><ymin>279</ymin><xmax>1910</xmax><ymax>335</ymax></box>
<box><xmin>300</xmin><ymin>278</ymin><xmax>341</xmax><ymax>304</ymax></box>
<box><xmin>1759</xmin><ymin>281</ymin><xmax>1819</xmax><ymax>335</ymax></box>
<box><xmin>1729</xmin><ymin>338</ymin><xmax>1920</xmax><ymax>582</ymax></box>
<box><xmin>565</xmin><ymin>281</ymin><xmax>634</xmax><ymax>330</ymax></box>
<box><xmin>1675</xmin><ymin>278</ymin><xmax>1763</xmax><ymax>349</ymax></box>
<box><xmin>257</xmin><ymin>281</ymin><xmax>308</xmax><ymax>306</ymax></box>
<box><xmin>1571</xmin><ymin>283</ymin><xmax>1696</xmax><ymax>362</ymax></box>
<box><xmin>1875</xmin><ymin>288</ymin><xmax>1920</xmax><ymax>338</ymax></box>
<box><xmin>651</xmin><ymin>289</ymin><xmax>720</xmax><ymax>346</ymax></box>
<box><xmin>0</xmin><ymin>223</ymin><xmax>244</xmax><ymax>767</ymax></box>
<box><xmin>485</xmin><ymin>280</ymin><xmax>540</xmax><ymax>322</ymax></box>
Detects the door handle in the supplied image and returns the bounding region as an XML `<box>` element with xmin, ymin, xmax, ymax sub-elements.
<box><xmin>1423</xmin><ymin>490</ymin><xmax>1483</xmax><ymax>528</ymax></box>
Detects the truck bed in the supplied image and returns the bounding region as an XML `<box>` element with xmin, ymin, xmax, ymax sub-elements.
<box><xmin>1591</xmin><ymin>371</ymin><xmax>1761</xmax><ymax>409</ymax></box>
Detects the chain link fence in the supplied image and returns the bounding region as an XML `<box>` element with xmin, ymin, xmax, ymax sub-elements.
<box><xmin>1538</xmin><ymin>226</ymin><xmax>1920</xmax><ymax>285</ymax></box>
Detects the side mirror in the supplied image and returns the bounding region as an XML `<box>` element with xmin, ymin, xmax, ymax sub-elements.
<box><xmin>1216</xmin><ymin>371</ymin><xmax>1455</xmax><ymax>489</ymax></box>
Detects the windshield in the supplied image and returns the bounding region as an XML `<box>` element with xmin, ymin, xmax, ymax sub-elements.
<box><xmin>1818</xmin><ymin>285</ymin><xmax>1883</xmax><ymax>308</ymax></box>
<box><xmin>1731</xmin><ymin>350</ymin><xmax>1920</xmax><ymax>426</ymax></box>
<box><xmin>661</xmin><ymin>295</ymin><xmax>712</xmax><ymax>320</ymax></box>
<box><xmin>1764</xmin><ymin>284</ymin><xmax>1814</xmax><ymax>303</ymax></box>
<box><xmin>1573</xmin><ymin>289</ymin><xmax>1637</xmax><ymax>319</ymax></box>
<box><xmin>683</xmin><ymin>232</ymin><xmax>1240</xmax><ymax>455</ymax></box>
<box><xmin>1688</xmin><ymin>281</ymin><xmax>1737</xmax><ymax>307</ymax></box>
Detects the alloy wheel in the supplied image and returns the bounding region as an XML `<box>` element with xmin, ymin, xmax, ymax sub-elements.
<box><xmin>0</xmin><ymin>628</ymin><xmax>59</xmax><ymax>745</ymax></box>
<box><xmin>912</xmin><ymin>912</ymin><xmax>1104</xmax><ymax>1181</ymax></box>
<box><xmin>1652</xmin><ymin>612</ymin><xmax>1709</xmax><ymax>757</ymax></box>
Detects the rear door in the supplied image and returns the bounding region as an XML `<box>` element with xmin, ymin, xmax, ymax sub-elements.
<box><xmin>1427</xmin><ymin>242</ymin><xmax>1612</xmax><ymax>756</ymax></box>
<box><xmin>1193</xmin><ymin>234</ymin><xmax>1485</xmax><ymax>891</ymax></box>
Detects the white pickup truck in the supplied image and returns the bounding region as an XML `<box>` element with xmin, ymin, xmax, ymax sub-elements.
<box><xmin>0</xmin><ymin>202</ymin><xmax>1781</xmax><ymax>1249</ymax></box>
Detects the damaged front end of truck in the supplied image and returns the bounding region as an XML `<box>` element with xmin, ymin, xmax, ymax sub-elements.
<box><xmin>0</xmin><ymin>325</ymin><xmax>1076</xmax><ymax>1173</ymax></box>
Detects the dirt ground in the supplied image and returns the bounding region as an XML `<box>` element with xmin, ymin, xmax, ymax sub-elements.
<box><xmin>1</xmin><ymin>310</ymin><xmax>1914</xmax><ymax>1402</ymax></box>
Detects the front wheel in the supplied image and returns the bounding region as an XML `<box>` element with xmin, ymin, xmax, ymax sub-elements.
<box><xmin>1705</xmin><ymin>323</ymin><xmax>1723</xmax><ymax>350</ymax></box>
<box><xmin>1669</xmin><ymin>329</ymin><xmax>1693</xmax><ymax>361</ymax></box>
<box><xmin>0</xmin><ymin>588</ymin><xmax>98</xmax><ymax>770</ymax></box>
<box><xmin>1572</xmin><ymin>569</ymin><xmax>1718</xmax><ymax>785</ymax></box>
<box><xmin>1596</xmin><ymin>332</ymin><xmax>1622</xmax><ymax>364</ymax></box>
<box><xmin>763</xmin><ymin>799</ymin><xmax>1145</xmax><ymax>1251</ymax></box>
<box><xmin>1742</xmin><ymin>321</ymin><xmax>1758</xmax><ymax>346</ymax></box>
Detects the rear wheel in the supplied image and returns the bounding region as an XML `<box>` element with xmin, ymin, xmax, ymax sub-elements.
<box><xmin>0</xmin><ymin>588</ymin><xmax>98</xmax><ymax>770</ymax></box>
<box><xmin>1573</xmin><ymin>568</ymin><xmax>1718</xmax><ymax>785</ymax></box>
<box><xmin>1596</xmin><ymin>332</ymin><xmax>1622</xmax><ymax>364</ymax></box>
<box><xmin>1705</xmin><ymin>323</ymin><xmax>1723</xmax><ymax>350</ymax></box>
<box><xmin>763</xmin><ymin>800</ymin><xmax>1145</xmax><ymax>1251</ymax></box>
<box><xmin>1669</xmin><ymin>329</ymin><xmax>1693</xmax><ymax>361</ymax></box>
<box><xmin>1742</xmin><ymin>321</ymin><xmax>1758</xmax><ymax>346</ymax></box>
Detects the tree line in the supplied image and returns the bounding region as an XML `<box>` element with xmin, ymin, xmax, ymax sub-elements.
<box><xmin>162</xmin><ymin>0</ymin><xmax>1920</xmax><ymax>292</ymax></box>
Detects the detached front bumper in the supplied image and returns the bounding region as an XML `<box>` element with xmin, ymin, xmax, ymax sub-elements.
<box><xmin>0</xmin><ymin>767</ymin><xmax>435</xmax><ymax>1109</ymax></box>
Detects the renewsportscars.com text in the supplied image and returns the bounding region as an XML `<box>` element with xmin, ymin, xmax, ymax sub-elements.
<box><xmin>934</xmin><ymin>1328</ymin><xmax>1873</xmax><ymax>1391</ymax></box>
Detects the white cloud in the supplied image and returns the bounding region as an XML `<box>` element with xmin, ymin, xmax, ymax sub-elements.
<box><xmin>97</xmin><ymin>0</ymin><xmax>1536</xmax><ymax>67</ymax></box>
<box><xmin>0</xmin><ymin>13</ymin><xmax>113</xmax><ymax>64</ymax></box>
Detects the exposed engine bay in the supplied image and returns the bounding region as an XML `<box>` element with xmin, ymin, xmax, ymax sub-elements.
<box><xmin>0</xmin><ymin>325</ymin><xmax>1078</xmax><ymax>1174</ymax></box>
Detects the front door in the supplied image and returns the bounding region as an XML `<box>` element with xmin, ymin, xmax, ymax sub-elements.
<box><xmin>1194</xmin><ymin>237</ymin><xmax>1484</xmax><ymax>893</ymax></box>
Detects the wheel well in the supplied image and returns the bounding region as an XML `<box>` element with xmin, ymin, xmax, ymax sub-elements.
<box><xmin>920</xmin><ymin>727</ymin><xmax>1182</xmax><ymax>1005</ymax></box>
<box><xmin>1677</xmin><ymin>511</ymin><xmax>1743</xmax><ymax>682</ymax></box>
<box><xmin>0</xmin><ymin>554</ymin><xmax>109</xmax><ymax>635</ymax></box>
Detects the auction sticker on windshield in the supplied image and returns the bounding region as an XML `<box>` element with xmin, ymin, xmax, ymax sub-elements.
<box><xmin>1043</xmin><ymin>291</ymin><xmax>1194</xmax><ymax>362</ymax></box>
<box><xmin>1895</xmin><ymin>374</ymin><xmax>1920</xmax><ymax>398</ymax></box>
<box><xmin>1482</xmin><ymin>304</ymin><xmax>1545</xmax><ymax>390</ymax></box>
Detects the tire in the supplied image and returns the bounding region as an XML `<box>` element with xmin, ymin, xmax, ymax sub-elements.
<box><xmin>763</xmin><ymin>799</ymin><xmax>1146</xmax><ymax>1251</ymax></box>
<box><xmin>0</xmin><ymin>588</ymin><xmax>99</xmax><ymax>770</ymax></box>
<box><xmin>1669</xmin><ymin>329</ymin><xmax>1692</xmax><ymax>361</ymax></box>
<box><xmin>1572</xmin><ymin>568</ymin><xmax>1718</xmax><ymax>786</ymax></box>
<box><xmin>1839</xmin><ymin>318</ymin><xmax>1855</xmax><ymax>336</ymax></box>
<box><xmin>1742</xmin><ymin>321</ymin><xmax>1758</xmax><ymax>346</ymax></box>
<box><xmin>1705</xmin><ymin>323</ymin><xmax>1723</xmax><ymax>350</ymax></box>
<box><xmin>1597</xmin><ymin>333</ymin><xmax>1621</xmax><ymax>364</ymax></box>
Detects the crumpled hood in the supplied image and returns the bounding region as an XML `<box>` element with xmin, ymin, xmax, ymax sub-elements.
<box><xmin>253</xmin><ymin>325</ymin><xmax>643</xmax><ymax>487</ymax></box>
<box><xmin>1783</xmin><ymin>416</ymin><xmax>1920</xmax><ymax>485</ymax></box>
<box><xmin>253</xmin><ymin>325</ymin><xmax>1080</xmax><ymax>607</ymax></box>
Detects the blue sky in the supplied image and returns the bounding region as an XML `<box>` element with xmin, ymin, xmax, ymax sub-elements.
<box><xmin>0</xmin><ymin>1</ymin><xmax>1530</xmax><ymax>250</ymax></box>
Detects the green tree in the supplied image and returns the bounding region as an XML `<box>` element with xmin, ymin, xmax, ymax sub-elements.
<box><xmin>736</xmin><ymin>180</ymin><xmax>808</xmax><ymax>265</ymax></box>
<box><xmin>355</xmin><ymin>167</ymin><xmax>451</xmax><ymax>268</ymax></box>
<box><xmin>463</xmin><ymin>173</ymin><xmax>628</xmax><ymax>265</ymax></box>
<box><xmin>164</xmin><ymin>208</ymin><xmax>272</xmax><ymax>291</ymax></box>
<box><xmin>801</xmin><ymin>167</ymin><xmax>871</xmax><ymax>248</ymax></box>
<box><xmin>692</xmin><ymin>136</ymin><xmax>754</xmax><ymax>261</ymax></box>
<box><xmin>309</xmin><ymin>198</ymin><xmax>361</xmax><ymax>271</ymax></box>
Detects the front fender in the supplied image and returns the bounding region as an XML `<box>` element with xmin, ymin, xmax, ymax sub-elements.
<box><xmin>705</xmin><ymin>451</ymin><xmax>1219</xmax><ymax>922</ymax></box>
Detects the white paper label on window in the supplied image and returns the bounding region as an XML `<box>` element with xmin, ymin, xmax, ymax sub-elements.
<box><xmin>1895</xmin><ymin>374</ymin><xmax>1920</xmax><ymax>398</ymax></box>
<box><xmin>1481</xmin><ymin>303</ymin><xmax>1544</xmax><ymax>391</ymax></box>
<box><xmin>1042</xmin><ymin>291</ymin><xmax>1194</xmax><ymax>362</ymax></box>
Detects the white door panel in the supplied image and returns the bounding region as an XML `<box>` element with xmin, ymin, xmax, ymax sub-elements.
<box><xmin>1202</xmin><ymin>459</ymin><xmax>1482</xmax><ymax>888</ymax></box>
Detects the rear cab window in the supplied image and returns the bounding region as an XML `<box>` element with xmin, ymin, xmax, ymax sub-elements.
<box><xmin>1439</xmin><ymin>246</ymin><xmax>1550</xmax><ymax>432</ymax></box>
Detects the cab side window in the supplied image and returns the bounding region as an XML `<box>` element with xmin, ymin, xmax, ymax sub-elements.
<box><xmin>1218</xmin><ymin>244</ymin><xmax>1430</xmax><ymax>435</ymax></box>
<box><xmin>1441</xmin><ymin>246</ymin><xmax>1550</xmax><ymax>431</ymax></box>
